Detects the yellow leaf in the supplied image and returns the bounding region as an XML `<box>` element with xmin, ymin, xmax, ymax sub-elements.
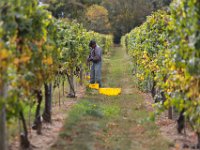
<box><xmin>20</xmin><ymin>55</ymin><xmax>30</xmax><ymax>63</ymax></box>
<box><xmin>43</xmin><ymin>57</ymin><xmax>53</xmax><ymax>65</ymax></box>
<box><xmin>0</xmin><ymin>49</ymin><xmax>9</xmax><ymax>60</ymax></box>
<box><xmin>164</xmin><ymin>100</ymin><xmax>169</xmax><ymax>108</ymax></box>
<box><xmin>47</xmin><ymin>14</ymin><xmax>52</xmax><ymax>19</ymax></box>
<box><xmin>14</xmin><ymin>58</ymin><xmax>20</xmax><ymax>65</ymax></box>
<box><xmin>36</xmin><ymin>72</ymin><xmax>43</xmax><ymax>81</ymax></box>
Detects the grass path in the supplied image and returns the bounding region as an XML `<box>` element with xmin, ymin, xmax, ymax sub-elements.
<box><xmin>51</xmin><ymin>47</ymin><xmax>170</xmax><ymax>150</ymax></box>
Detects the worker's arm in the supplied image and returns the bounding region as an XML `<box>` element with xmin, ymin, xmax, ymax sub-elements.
<box><xmin>87</xmin><ymin>48</ymin><xmax>93</xmax><ymax>62</ymax></box>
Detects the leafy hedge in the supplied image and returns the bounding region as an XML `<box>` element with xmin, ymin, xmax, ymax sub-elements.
<box><xmin>122</xmin><ymin>0</ymin><xmax>200</xmax><ymax>143</ymax></box>
<box><xmin>0</xmin><ymin>0</ymin><xmax>112</xmax><ymax>147</ymax></box>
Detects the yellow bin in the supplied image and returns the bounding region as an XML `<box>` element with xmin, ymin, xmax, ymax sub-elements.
<box><xmin>89</xmin><ymin>83</ymin><xmax>99</xmax><ymax>90</ymax></box>
<box><xmin>99</xmin><ymin>88</ymin><xmax>121</xmax><ymax>96</ymax></box>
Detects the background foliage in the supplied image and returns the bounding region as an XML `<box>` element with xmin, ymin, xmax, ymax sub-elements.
<box><xmin>45</xmin><ymin>0</ymin><xmax>171</xmax><ymax>43</ymax></box>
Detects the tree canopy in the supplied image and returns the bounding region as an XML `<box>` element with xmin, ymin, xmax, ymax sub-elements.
<box><xmin>45</xmin><ymin>0</ymin><xmax>171</xmax><ymax>43</ymax></box>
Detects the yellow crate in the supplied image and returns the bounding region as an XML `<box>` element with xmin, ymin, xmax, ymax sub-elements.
<box><xmin>89</xmin><ymin>83</ymin><xmax>99</xmax><ymax>90</ymax></box>
<box><xmin>99</xmin><ymin>88</ymin><xmax>121</xmax><ymax>96</ymax></box>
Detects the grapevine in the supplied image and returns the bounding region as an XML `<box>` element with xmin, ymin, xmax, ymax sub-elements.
<box><xmin>122</xmin><ymin>0</ymin><xmax>200</xmax><ymax>147</ymax></box>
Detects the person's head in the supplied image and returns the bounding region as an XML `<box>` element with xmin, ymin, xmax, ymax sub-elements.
<box><xmin>89</xmin><ymin>40</ymin><xmax>96</xmax><ymax>49</ymax></box>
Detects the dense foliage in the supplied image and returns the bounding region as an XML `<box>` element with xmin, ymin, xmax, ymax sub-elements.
<box><xmin>0</xmin><ymin>0</ymin><xmax>112</xmax><ymax>148</ymax></box>
<box><xmin>46</xmin><ymin>0</ymin><xmax>171</xmax><ymax>43</ymax></box>
<box><xmin>122</xmin><ymin>0</ymin><xmax>200</xmax><ymax>143</ymax></box>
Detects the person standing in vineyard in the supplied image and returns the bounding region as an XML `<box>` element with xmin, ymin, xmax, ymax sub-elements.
<box><xmin>87</xmin><ymin>40</ymin><xmax>102</xmax><ymax>87</ymax></box>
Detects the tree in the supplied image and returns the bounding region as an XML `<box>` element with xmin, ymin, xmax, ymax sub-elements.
<box><xmin>102</xmin><ymin>0</ymin><xmax>153</xmax><ymax>43</ymax></box>
<box><xmin>47</xmin><ymin>0</ymin><xmax>102</xmax><ymax>19</ymax></box>
<box><xmin>46</xmin><ymin>0</ymin><xmax>172</xmax><ymax>43</ymax></box>
<box><xmin>85</xmin><ymin>5</ymin><xmax>110</xmax><ymax>33</ymax></box>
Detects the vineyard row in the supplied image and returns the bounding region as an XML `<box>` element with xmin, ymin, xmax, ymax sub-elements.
<box><xmin>122</xmin><ymin>0</ymin><xmax>200</xmax><ymax>147</ymax></box>
<box><xmin>0</xmin><ymin>0</ymin><xmax>112</xmax><ymax>149</ymax></box>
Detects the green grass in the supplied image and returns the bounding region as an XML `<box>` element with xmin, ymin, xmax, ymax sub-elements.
<box><xmin>51</xmin><ymin>47</ymin><xmax>171</xmax><ymax>150</ymax></box>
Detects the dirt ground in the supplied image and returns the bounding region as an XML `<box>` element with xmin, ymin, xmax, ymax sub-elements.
<box><xmin>143</xmin><ymin>93</ymin><xmax>198</xmax><ymax>150</ymax></box>
<box><xmin>10</xmin><ymin>92</ymin><xmax>198</xmax><ymax>150</ymax></box>
<box><xmin>9</xmin><ymin>86</ymin><xmax>85</xmax><ymax>150</ymax></box>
